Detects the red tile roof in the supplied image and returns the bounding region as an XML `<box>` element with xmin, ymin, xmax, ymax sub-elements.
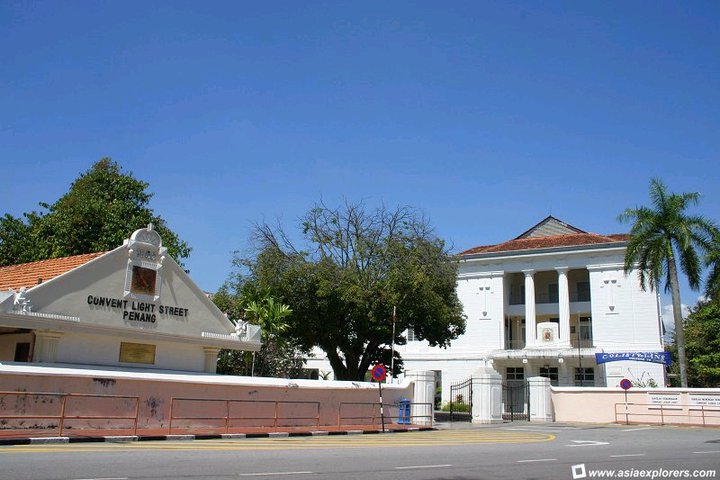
<box><xmin>459</xmin><ymin>233</ymin><xmax>628</xmax><ymax>256</ymax></box>
<box><xmin>0</xmin><ymin>252</ymin><xmax>106</xmax><ymax>291</ymax></box>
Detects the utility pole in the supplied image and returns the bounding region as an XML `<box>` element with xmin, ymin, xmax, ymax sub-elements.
<box><xmin>390</xmin><ymin>305</ymin><xmax>397</xmax><ymax>381</ymax></box>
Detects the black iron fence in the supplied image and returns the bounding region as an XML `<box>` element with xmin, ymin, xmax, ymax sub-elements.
<box><xmin>502</xmin><ymin>380</ymin><xmax>529</xmax><ymax>421</ymax></box>
<box><xmin>449</xmin><ymin>377</ymin><xmax>473</xmax><ymax>422</ymax></box>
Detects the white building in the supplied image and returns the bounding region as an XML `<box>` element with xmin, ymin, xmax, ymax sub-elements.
<box><xmin>307</xmin><ymin>217</ymin><xmax>667</xmax><ymax>404</ymax></box>
<box><xmin>0</xmin><ymin>226</ymin><xmax>261</xmax><ymax>373</ymax></box>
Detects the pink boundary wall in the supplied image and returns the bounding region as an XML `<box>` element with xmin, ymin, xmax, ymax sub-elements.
<box><xmin>551</xmin><ymin>387</ymin><xmax>720</xmax><ymax>426</ymax></box>
<box><xmin>0</xmin><ymin>364</ymin><xmax>415</xmax><ymax>435</ymax></box>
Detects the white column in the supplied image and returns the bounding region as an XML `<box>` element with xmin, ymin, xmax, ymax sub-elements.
<box><xmin>471</xmin><ymin>365</ymin><xmax>503</xmax><ymax>424</ymax></box>
<box><xmin>523</xmin><ymin>270</ymin><xmax>536</xmax><ymax>348</ymax></box>
<box><xmin>556</xmin><ymin>267</ymin><xmax>571</xmax><ymax>347</ymax></box>
<box><xmin>405</xmin><ymin>370</ymin><xmax>435</xmax><ymax>426</ymax></box>
<box><xmin>33</xmin><ymin>330</ymin><xmax>64</xmax><ymax>363</ymax></box>
<box><xmin>499</xmin><ymin>273</ymin><xmax>506</xmax><ymax>350</ymax></box>
<box><xmin>528</xmin><ymin>376</ymin><xmax>553</xmax><ymax>422</ymax></box>
<box><xmin>203</xmin><ymin>347</ymin><xmax>221</xmax><ymax>373</ymax></box>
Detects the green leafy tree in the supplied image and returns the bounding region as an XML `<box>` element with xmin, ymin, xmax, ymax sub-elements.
<box><xmin>680</xmin><ymin>300</ymin><xmax>720</xmax><ymax>387</ymax></box>
<box><xmin>0</xmin><ymin>158</ymin><xmax>190</xmax><ymax>266</ymax></box>
<box><xmin>0</xmin><ymin>214</ymin><xmax>35</xmax><ymax>266</ymax></box>
<box><xmin>214</xmin><ymin>282</ymin><xmax>307</xmax><ymax>378</ymax></box>
<box><xmin>619</xmin><ymin>178</ymin><xmax>719</xmax><ymax>387</ymax></box>
<box><xmin>238</xmin><ymin>201</ymin><xmax>466</xmax><ymax>381</ymax></box>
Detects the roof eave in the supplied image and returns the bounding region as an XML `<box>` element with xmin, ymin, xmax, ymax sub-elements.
<box><xmin>20</xmin><ymin>249</ymin><xmax>117</xmax><ymax>294</ymax></box>
<box><xmin>457</xmin><ymin>241</ymin><xmax>628</xmax><ymax>262</ymax></box>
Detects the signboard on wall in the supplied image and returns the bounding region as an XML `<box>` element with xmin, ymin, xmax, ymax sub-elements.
<box><xmin>119</xmin><ymin>342</ymin><xmax>156</xmax><ymax>364</ymax></box>
<box><xmin>647</xmin><ymin>393</ymin><xmax>680</xmax><ymax>405</ymax></box>
<box><xmin>689</xmin><ymin>395</ymin><xmax>720</xmax><ymax>407</ymax></box>
<box><xmin>595</xmin><ymin>352</ymin><xmax>672</xmax><ymax>366</ymax></box>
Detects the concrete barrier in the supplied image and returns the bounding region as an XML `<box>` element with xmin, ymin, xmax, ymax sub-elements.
<box><xmin>551</xmin><ymin>387</ymin><xmax>720</xmax><ymax>426</ymax></box>
<box><xmin>0</xmin><ymin>363</ymin><xmax>415</xmax><ymax>435</ymax></box>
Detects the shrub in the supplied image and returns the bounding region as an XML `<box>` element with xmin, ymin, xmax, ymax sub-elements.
<box><xmin>440</xmin><ymin>401</ymin><xmax>471</xmax><ymax>413</ymax></box>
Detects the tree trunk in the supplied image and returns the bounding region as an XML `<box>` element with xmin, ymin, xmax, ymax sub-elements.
<box><xmin>325</xmin><ymin>349</ymin><xmax>350</xmax><ymax>380</ymax></box>
<box><xmin>325</xmin><ymin>348</ymin><xmax>369</xmax><ymax>381</ymax></box>
<box><xmin>667</xmin><ymin>254</ymin><xmax>688</xmax><ymax>387</ymax></box>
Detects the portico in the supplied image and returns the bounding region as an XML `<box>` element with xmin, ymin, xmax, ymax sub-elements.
<box><xmin>506</xmin><ymin>267</ymin><xmax>593</xmax><ymax>351</ymax></box>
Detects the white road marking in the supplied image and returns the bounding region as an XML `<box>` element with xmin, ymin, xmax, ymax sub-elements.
<box><xmin>621</xmin><ymin>427</ymin><xmax>654</xmax><ymax>432</ymax></box>
<box><xmin>238</xmin><ymin>472</ymin><xmax>313</xmax><ymax>477</ymax></box>
<box><xmin>693</xmin><ymin>450</ymin><xmax>720</xmax><ymax>454</ymax></box>
<box><xmin>503</xmin><ymin>427</ymin><xmax>548</xmax><ymax>431</ymax></box>
<box><xmin>395</xmin><ymin>464</ymin><xmax>452</xmax><ymax>470</ymax></box>
<box><xmin>610</xmin><ymin>454</ymin><xmax>645</xmax><ymax>458</ymax></box>
<box><xmin>517</xmin><ymin>458</ymin><xmax>557</xmax><ymax>463</ymax></box>
<box><xmin>503</xmin><ymin>426</ymin><xmax>578</xmax><ymax>431</ymax></box>
<box><xmin>566</xmin><ymin>440</ymin><xmax>609</xmax><ymax>447</ymax></box>
<box><xmin>71</xmin><ymin>478</ymin><xmax>129</xmax><ymax>480</ymax></box>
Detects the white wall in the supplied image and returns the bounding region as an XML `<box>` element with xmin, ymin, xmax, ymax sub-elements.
<box><xmin>451</xmin><ymin>275</ymin><xmax>505</xmax><ymax>351</ymax></box>
<box><xmin>590</xmin><ymin>266</ymin><xmax>662</xmax><ymax>351</ymax></box>
<box><xmin>56</xmin><ymin>332</ymin><xmax>206</xmax><ymax>372</ymax></box>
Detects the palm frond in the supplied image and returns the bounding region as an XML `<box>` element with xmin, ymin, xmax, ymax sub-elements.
<box><xmin>705</xmin><ymin>241</ymin><xmax>720</xmax><ymax>298</ymax></box>
<box><xmin>649</xmin><ymin>178</ymin><xmax>668</xmax><ymax>211</ymax></box>
<box><xmin>677</xmin><ymin>244</ymin><xmax>701</xmax><ymax>290</ymax></box>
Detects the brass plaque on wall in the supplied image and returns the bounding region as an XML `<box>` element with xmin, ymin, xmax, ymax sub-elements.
<box><xmin>119</xmin><ymin>342</ymin><xmax>156</xmax><ymax>364</ymax></box>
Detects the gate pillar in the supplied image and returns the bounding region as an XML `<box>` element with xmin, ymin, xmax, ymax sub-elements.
<box><xmin>471</xmin><ymin>365</ymin><xmax>503</xmax><ymax>424</ymax></box>
<box><xmin>405</xmin><ymin>370</ymin><xmax>435</xmax><ymax>425</ymax></box>
<box><xmin>528</xmin><ymin>376</ymin><xmax>553</xmax><ymax>422</ymax></box>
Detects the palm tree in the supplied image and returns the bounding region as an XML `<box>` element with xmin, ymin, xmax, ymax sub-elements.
<box><xmin>244</xmin><ymin>296</ymin><xmax>292</xmax><ymax>340</ymax></box>
<box><xmin>704</xmin><ymin>237</ymin><xmax>720</xmax><ymax>299</ymax></box>
<box><xmin>243</xmin><ymin>295</ymin><xmax>296</xmax><ymax>377</ymax></box>
<box><xmin>618</xmin><ymin>178</ymin><xmax>718</xmax><ymax>387</ymax></box>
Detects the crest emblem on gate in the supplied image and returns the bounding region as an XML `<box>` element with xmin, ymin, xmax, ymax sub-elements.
<box><xmin>542</xmin><ymin>328</ymin><xmax>553</xmax><ymax>342</ymax></box>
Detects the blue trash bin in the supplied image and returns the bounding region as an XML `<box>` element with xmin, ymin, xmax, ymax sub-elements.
<box><xmin>397</xmin><ymin>398</ymin><xmax>411</xmax><ymax>424</ymax></box>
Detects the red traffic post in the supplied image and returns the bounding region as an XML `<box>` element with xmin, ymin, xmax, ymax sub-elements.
<box><xmin>371</xmin><ymin>364</ymin><xmax>387</xmax><ymax>432</ymax></box>
<box><xmin>371</xmin><ymin>364</ymin><xmax>387</xmax><ymax>382</ymax></box>
<box><xmin>620</xmin><ymin>378</ymin><xmax>632</xmax><ymax>425</ymax></box>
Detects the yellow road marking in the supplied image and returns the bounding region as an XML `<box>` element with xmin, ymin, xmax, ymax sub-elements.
<box><xmin>0</xmin><ymin>430</ymin><xmax>555</xmax><ymax>454</ymax></box>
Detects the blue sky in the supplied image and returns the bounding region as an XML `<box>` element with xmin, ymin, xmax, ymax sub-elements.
<box><xmin>2</xmin><ymin>1</ymin><xmax>719</xmax><ymax>311</ymax></box>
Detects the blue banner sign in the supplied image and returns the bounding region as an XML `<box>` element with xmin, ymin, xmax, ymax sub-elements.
<box><xmin>595</xmin><ymin>352</ymin><xmax>672</xmax><ymax>366</ymax></box>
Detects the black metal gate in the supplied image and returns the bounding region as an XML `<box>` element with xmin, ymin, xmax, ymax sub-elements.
<box><xmin>502</xmin><ymin>380</ymin><xmax>529</xmax><ymax>421</ymax></box>
<box><xmin>449</xmin><ymin>377</ymin><xmax>472</xmax><ymax>422</ymax></box>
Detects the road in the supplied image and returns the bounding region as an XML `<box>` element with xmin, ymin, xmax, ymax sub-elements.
<box><xmin>2</xmin><ymin>423</ymin><xmax>719</xmax><ymax>480</ymax></box>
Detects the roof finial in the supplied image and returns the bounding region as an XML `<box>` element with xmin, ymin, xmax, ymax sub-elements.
<box><xmin>147</xmin><ymin>223</ymin><xmax>154</xmax><ymax>231</ymax></box>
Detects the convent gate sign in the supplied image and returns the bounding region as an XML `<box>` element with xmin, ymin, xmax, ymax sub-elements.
<box><xmin>87</xmin><ymin>295</ymin><xmax>189</xmax><ymax>323</ymax></box>
<box><xmin>594</xmin><ymin>352</ymin><xmax>672</xmax><ymax>366</ymax></box>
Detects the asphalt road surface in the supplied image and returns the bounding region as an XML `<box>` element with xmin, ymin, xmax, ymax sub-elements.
<box><xmin>2</xmin><ymin>423</ymin><xmax>719</xmax><ymax>480</ymax></box>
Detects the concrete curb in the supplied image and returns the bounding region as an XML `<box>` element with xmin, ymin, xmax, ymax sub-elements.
<box><xmin>0</xmin><ymin>427</ymin><xmax>434</xmax><ymax>447</ymax></box>
<box><xmin>32</xmin><ymin>437</ymin><xmax>69</xmax><ymax>445</ymax></box>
